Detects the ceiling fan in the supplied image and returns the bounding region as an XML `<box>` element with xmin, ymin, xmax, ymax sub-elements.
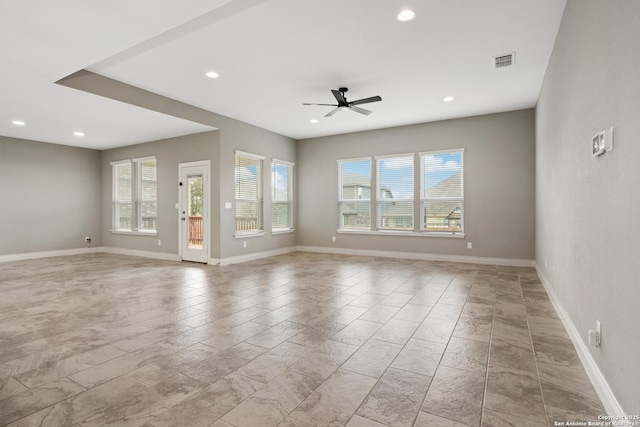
<box><xmin>303</xmin><ymin>87</ymin><xmax>382</xmax><ymax>117</ymax></box>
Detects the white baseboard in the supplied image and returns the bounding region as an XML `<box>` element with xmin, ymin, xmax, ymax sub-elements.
<box><xmin>101</xmin><ymin>247</ymin><xmax>181</xmax><ymax>262</ymax></box>
<box><xmin>297</xmin><ymin>245</ymin><xmax>535</xmax><ymax>268</ymax></box>
<box><xmin>535</xmin><ymin>264</ymin><xmax>625</xmax><ymax>416</ymax></box>
<box><xmin>1</xmin><ymin>245</ymin><xmax>534</xmax><ymax>269</ymax></box>
<box><xmin>0</xmin><ymin>247</ymin><xmax>102</xmax><ymax>263</ymax></box>
<box><xmin>219</xmin><ymin>246</ymin><xmax>297</xmax><ymax>266</ymax></box>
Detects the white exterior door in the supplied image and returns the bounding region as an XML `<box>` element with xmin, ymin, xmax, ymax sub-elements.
<box><xmin>179</xmin><ymin>161</ymin><xmax>210</xmax><ymax>263</ymax></box>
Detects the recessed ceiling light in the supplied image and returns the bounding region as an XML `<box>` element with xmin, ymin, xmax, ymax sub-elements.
<box><xmin>397</xmin><ymin>9</ymin><xmax>416</xmax><ymax>21</ymax></box>
<box><xmin>12</xmin><ymin>120</ymin><xmax>26</xmax><ymax>126</ymax></box>
<box><xmin>74</xmin><ymin>131</ymin><xmax>85</xmax><ymax>137</ymax></box>
<box><xmin>310</xmin><ymin>119</ymin><xmax>318</xmax><ymax>124</ymax></box>
<box><xmin>205</xmin><ymin>71</ymin><xmax>219</xmax><ymax>79</ymax></box>
<box><xmin>443</xmin><ymin>96</ymin><xmax>455</xmax><ymax>102</ymax></box>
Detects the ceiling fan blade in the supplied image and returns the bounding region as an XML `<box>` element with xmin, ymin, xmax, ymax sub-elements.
<box><xmin>348</xmin><ymin>96</ymin><xmax>382</xmax><ymax>106</ymax></box>
<box><xmin>303</xmin><ymin>103</ymin><xmax>338</xmax><ymax>106</ymax></box>
<box><xmin>349</xmin><ymin>106</ymin><xmax>372</xmax><ymax>115</ymax></box>
<box><xmin>331</xmin><ymin>89</ymin><xmax>346</xmax><ymax>105</ymax></box>
<box><xmin>325</xmin><ymin>107</ymin><xmax>341</xmax><ymax>117</ymax></box>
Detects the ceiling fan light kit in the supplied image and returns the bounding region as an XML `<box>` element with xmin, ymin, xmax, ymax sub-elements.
<box><xmin>303</xmin><ymin>87</ymin><xmax>382</xmax><ymax>117</ymax></box>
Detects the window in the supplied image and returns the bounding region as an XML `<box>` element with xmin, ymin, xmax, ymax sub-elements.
<box><xmin>138</xmin><ymin>158</ymin><xmax>158</xmax><ymax>231</ymax></box>
<box><xmin>235</xmin><ymin>151</ymin><xmax>264</xmax><ymax>234</ymax></box>
<box><xmin>338</xmin><ymin>158</ymin><xmax>371</xmax><ymax>229</ymax></box>
<box><xmin>113</xmin><ymin>161</ymin><xmax>132</xmax><ymax>230</ymax></box>
<box><xmin>111</xmin><ymin>156</ymin><xmax>157</xmax><ymax>233</ymax></box>
<box><xmin>271</xmin><ymin>159</ymin><xmax>293</xmax><ymax>231</ymax></box>
<box><xmin>420</xmin><ymin>149</ymin><xmax>464</xmax><ymax>234</ymax></box>
<box><xmin>337</xmin><ymin>149</ymin><xmax>464</xmax><ymax>236</ymax></box>
<box><xmin>377</xmin><ymin>154</ymin><xmax>414</xmax><ymax>231</ymax></box>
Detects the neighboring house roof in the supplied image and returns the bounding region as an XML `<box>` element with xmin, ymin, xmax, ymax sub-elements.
<box><xmin>378</xmin><ymin>202</ymin><xmax>413</xmax><ymax>217</ymax></box>
<box><xmin>342</xmin><ymin>172</ymin><xmax>393</xmax><ymax>197</ymax></box>
<box><xmin>341</xmin><ymin>203</ymin><xmax>369</xmax><ymax>215</ymax></box>
<box><xmin>423</xmin><ymin>172</ymin><xmax>462</xmax><ymax>219</ymax></box>
<box><xmin>342</xmin><ymin>171</ymin><xmax>462</xmax><ymax>218</ymax></box>
<box><xmin>425</xmin><ymin>201</ymin><xmax>461</xmax><ymax>219</ymax></box>
<box><xmin>374</xmin><ymin>200</ymin><xmax>461</xmax><ymax>218</ymax></box>
<box><xmin>425</xmin><ymin>172</ymin><xmax>462</xmax><ymax>198</ymax></box>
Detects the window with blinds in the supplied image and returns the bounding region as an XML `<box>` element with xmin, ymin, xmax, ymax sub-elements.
<box><xmin>111</xmin><ymin>156</ymin><xmax>157</xmax><ymax>233</ymax></box>
<box><xmin>271</xmin><ymin>160</ymin><xmax>293</xmax><ymax>231</ymax></box>
<box><xmin>420</xmin><ymin>149</ymin><xmax>464</xmax><ymax>234</ymax></box>
<box><xmin>377</xmin><ymin>154</ymin><xmax>414</xmax><ymax>230</ymax></box>
<box><xmin>113</xmin><ymin>161</ymin><xmax>132</xmax><ymax>230</ymax></box>
<box><xmin>235</xmin><ymin>151</ymin><xmax>263</xmax><ymax>234</ymax></box>
<box><xmin>338</xmin><ymin>158</ymin><xmax>371</xmax><ymax>229</ymax></box>
<box><xmin>137</xmin><ymin>158</ymin><xmax>157</xmax><ymax>231</ymax></box>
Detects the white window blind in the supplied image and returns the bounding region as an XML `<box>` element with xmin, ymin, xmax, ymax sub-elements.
<box><xmin>113</xmin><ymin>162</ymin><xmax>132</xmax><ymax>230</ymax></box>
<box><xmin>235</xmin><ymin>152</ymin><xmax>263</xmax><ymax>233</ymax></box>
<box><xmin>377</xmin><ymin>155</ymin><xmax>414</xmax><ymax>230</ymax></box>
<box><xmin>111</xmin><ymin>157</ymin><xmax>157</xmax><ymax>232</ymax></box>
<box><xmin>338</xmin><ymin>158</ymin><xmax>371</xmax><ymax>229</ymax></box>
<box><xmin>271</xmin><ymin>160</ymin><xmax>293</xmax><ymax>230</ymax></box>
<box><xmin>137</xmin><ymin>158</ymin><xmax>157</xmax><ymax>231</ymax></box>
<box><xmin>420</xmin><ymin>149</ymin><xmax>464</xmax><ymax>234</ymax></box>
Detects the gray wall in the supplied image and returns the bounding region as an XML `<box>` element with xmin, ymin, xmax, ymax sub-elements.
<box><xmin>101</xmin><ymin>131</ymin><xmax>220</xmax><ymax>258</ymax></box>
<box><xmin>218</xmin><ymin>120</ymin><xmax>297</xmax><ymax>259</ymax></box>
<box><xmin>69</xmin><ymin>72</ymin><xmax>298</xmax><ymax>260</ymax></box>
<box><xmin>297</xmin><ymin>109</ymin><xmax>536</xmax><ymax>260</ymax></box>
<box><xmin>536</xmin><ymin>0</ymin><xmax>640</xmax><ymax>413</ymax></box>
<box><xmin>0</xmin><ymin>136</ymin><xmax>101</xmax><ymax>255</ymax></box>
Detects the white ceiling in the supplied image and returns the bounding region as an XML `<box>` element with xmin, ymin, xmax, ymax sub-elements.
<box><xmin>1</xmin><ymin>0</ymin><xmax>566</xmax><ymax>149</ymax></box>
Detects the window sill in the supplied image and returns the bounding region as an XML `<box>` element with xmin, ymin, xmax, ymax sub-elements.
<box><xmin>337</xmin><ymin>229</ymin><xmax>465</xmax><ymax>238</ymax></box>
<box><xmin>234</xmin><ymin>231</ymin><xmax>265</xmax><ymax>239</ymax></box>
<box><xmin>272</xmin><ymin>228</ymin><xmax>295</xmax><ymax>235</ymax></box>
<box><xmin>110</xmin><ymin>230</ymin><xmax>158</xmax><ymax>237</ymax></box>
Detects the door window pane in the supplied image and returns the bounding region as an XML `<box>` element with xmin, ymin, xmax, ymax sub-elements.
<box><xmin>188</xmin><ymin>175</ymin><xmax>203</xmax><ymax>248</ymax></box>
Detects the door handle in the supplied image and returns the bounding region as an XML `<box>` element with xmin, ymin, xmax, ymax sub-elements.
<box><xmin>181</xmin><ymin>217</ymin><xmax>186</xmax><ymax>221</ymax></box>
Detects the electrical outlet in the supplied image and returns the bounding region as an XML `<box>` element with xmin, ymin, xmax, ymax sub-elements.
<box><xmin>158</xmin><ymin>240</ymin><xmax>162</xmax><ymax>246</ymax></box>
<box><xmin>243</xmin><ymin>241</ymin><xmax>247</xmax><ymax>248</ymax></box>
<box><xmin>332</xmin><ymin>236</ymin><xmax>336</xmax><ymax>242</ymax></box>
<box><xmin>84</xmin><ymin>236</ymin><xmax>91</xmax><ymax>243</ymax></box>
<box><xmin>467</xmin><ymin>242</ymin><xmax>472</xmax><ymax>249</ymax></box>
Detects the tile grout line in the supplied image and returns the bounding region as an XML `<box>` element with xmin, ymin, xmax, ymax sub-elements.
<box><xmin>313</xmin><ymin>270</ymin><xmax>440</xmax><ymax>427</ymax></box>
<box><xmin>276</xmin><ymin>292</ymin><xmax>397</xmax><ymax>425</ymax></box>
<box><xmin>479</xmin><ymin>284</ymin><xmax>497</xmax><ymax>427</ymax></box>
<box><xmin>335</xmin><ymin>273</ymin><xmax>417</xmax><ymax>426</ymax></box>
<box><xmin>3</xmin><ymin>254</ymin><xmax>590</xmax><ymax>427</ymax></box>
<box><xmin>408</xmin><ymin>272</ymin><xmax>472</xmax><ymax>427</ymax></box>
<box><xmin>520</xmin><ymin>271</ymin><xmax>552</xmax><ymax>427</ymax></box>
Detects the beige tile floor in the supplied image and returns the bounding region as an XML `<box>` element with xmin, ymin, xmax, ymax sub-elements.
<box><xmin>0</xmin><ymin>252</ymin><xmax>605</xmax><ymax>427</ymax></box>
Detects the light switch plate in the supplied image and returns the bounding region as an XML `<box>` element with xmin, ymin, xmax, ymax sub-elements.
<box><xmin>225</xmin><ymin>202</ymin><xmax>232</xmax><ymax>209</ymax></box>
<box><xmin>592</xmin><ymin>127</ymin><xmax>613</xmax><ymax>157</ymax></box>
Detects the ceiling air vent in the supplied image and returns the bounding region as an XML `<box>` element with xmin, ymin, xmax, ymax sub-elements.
<box><xmin>494</xmin><ymin>53</ymin><xmax>515</xmax><ymax>68</ymax></box>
